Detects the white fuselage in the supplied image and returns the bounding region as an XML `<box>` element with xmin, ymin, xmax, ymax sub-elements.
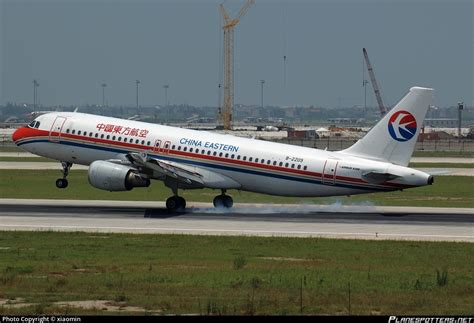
<box><xmin>13</xmin><ymin>112</ymin><xmax>431</xmax><ymax>197</ymax></box>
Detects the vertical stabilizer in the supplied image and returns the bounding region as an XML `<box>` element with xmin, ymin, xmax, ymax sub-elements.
<box><xmin>342</xmin><ymin>86</ymin><xmax>434</xmax><ymax>166</ymax></box>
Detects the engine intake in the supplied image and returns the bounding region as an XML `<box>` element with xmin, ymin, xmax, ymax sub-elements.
<box><xmin>88</xmin><ymin>160</ymin><xmax>150</xmax><ymax>191</ymax></box>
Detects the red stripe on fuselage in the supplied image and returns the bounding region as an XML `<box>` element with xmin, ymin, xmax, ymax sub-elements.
<box><xmin>15</xmin><ymin>128</ymin><xmax>411</xmax><ymax>190</ymax></box>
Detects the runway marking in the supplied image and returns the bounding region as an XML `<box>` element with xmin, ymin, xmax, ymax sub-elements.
<box><xmin>1</xmin><ymin>224</ymin><xmax>472</xmax><ymax>240</ymax></box>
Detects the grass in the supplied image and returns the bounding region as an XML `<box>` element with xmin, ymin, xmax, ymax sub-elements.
<box><xmin>0</xmin><ymin>146</ymin><xmax>24</xmax><ymax>152</ymax></box>
<box><xmin>412</xmin><ymin>151</ymin><xmax>474</xmax><ymax>158</ymax></box>
<box><xmin>0</xmin><ymin>170</ymin><xmax>472</xmax><ymax>208</ymax></box>
<box><xmin>0</xmin><ymin>231</ymin><xmax>472</xmax><ymax>315</ymax></box>
<box><xmin>0</xmin><ymin>157</ymin><xmax>55</xmax><ymax>162</ymax></box>
<box><xmin>409</xmin><ymin>163</ymin><xmax>474</xmax><ymax>168</ymax></box>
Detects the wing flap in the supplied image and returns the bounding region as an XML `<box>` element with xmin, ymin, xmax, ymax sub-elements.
<box><xmin>127</xmin><ymin>152</ymin><xmax>204</xmax><ymax>185</ymax></box>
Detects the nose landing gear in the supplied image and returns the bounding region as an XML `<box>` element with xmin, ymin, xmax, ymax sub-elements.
<box><xmin>56</xmin><ymin>162</ymin><xmax>72</xmax><ymax>189</ymax></box>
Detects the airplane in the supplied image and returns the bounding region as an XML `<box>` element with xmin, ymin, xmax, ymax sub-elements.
<box><xmin>12</xmin><ymin>86</ymin><xmax>434</xmax><ymax>212</ymax></box>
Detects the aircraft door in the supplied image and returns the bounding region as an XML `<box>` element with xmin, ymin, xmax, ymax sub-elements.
<box><xmin>49</xmin><ymin>116</ymin><xmax>67</xmax><ymax>142</ymax></box>
<box><xmin>162</xmin><ymin>141</ymin><xmax>171</xmax><ymax>154</ymax></box>
<box><xmin>153</xmin><ymin>140</ymin><xmax>171</xmax><ymax>155</ymax></box>
<box><xmin>322</xmin><ymin>159</ymin><xmax>338</xmax><ymax>184</ymax></box>
<box><xmin>153</xmin><ymin>140</ymin><xmax>162</xmax><ymax>153</ymax></box>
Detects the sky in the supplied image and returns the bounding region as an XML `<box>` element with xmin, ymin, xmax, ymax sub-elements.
<box><xmin>1</xmin><ymin>0</ymin><xmax>472</xmax><ymax>109</ymax></box>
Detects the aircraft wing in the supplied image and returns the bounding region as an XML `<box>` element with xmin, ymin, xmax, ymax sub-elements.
<box><xmin>126</xmin><ymin>152</ymin><xmax>205</xmax><ymax>186</ymax></box>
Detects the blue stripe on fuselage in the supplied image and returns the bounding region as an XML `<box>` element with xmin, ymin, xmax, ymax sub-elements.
<box><xmin>17</xmin><ymin>138</ymin><xmax>385</xmax><ymax>192</ymax></box>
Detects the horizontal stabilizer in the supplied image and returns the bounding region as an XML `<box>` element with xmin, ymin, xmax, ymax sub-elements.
<box><xmin>362</xmin><ymin>171</ymin><xmax>400</xmax><ymax>184</ymax></box>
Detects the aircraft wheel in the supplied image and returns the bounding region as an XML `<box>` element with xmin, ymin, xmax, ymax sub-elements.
<box><xmin>56</xmin><ymin>178</ymin><xmax>68</xmax><ymax>189</ymax></box>
<box><xmin>166</xmin><ymin>196</ymin><xmax>186</xmax><ymax>212</ymax></box>
<box><xmin>213</xmin><ymin>195</ymin><xmax>224</xmax><ymax>208</ymax></box>
<box><xmin>213</xmin><ymin>195</ymin><xmax>233</xmax><ymax>208</ymax></box>
<box><xmin>177</xmin><ymin>196</ymin><xmax>186</xmax><ymax>209</ymax></box>
<box><xmin>223</xmin><ymin>195</ymin><xmax>233</xmax><ymax>208</ymax></box>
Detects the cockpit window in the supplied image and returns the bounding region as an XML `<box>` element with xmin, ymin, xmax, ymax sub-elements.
<box><xmin>28</xmin><ymin>121</ymin><xmax>41</xmax><ymax>128</ymax></box>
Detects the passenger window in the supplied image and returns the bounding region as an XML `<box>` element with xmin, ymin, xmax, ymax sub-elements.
<box><xmin>106</xmin><ymin>135</ymin><xmax>110</xmax><ymax>140</ymax></box>
<box><xmin>148</xmin><ymin>141</ymin><xmax>151</xmax><ymax>146</ymax></box>
<box><xmin>78</xmin><ymin>131</ymin><xmax>81</xmax><ymax>135</ymax></box>
<box><xmin>267</xmin><ymin>160</ymin><xmax>270</xmax><ymax>165</ymax></box>
<box><xmin>279</xmin><ymin>162</ymin><xmax>283</xmax><ymax>167</ymax></box>
<box><xmin>100</xmin><ymin>134</ymin><xmax>104</xmax><ymax>139</ymax></box>
<box><xmin>213</xmin><ymin>152</ymin><xmax>217</xmax><ymax>156</ymax></box>
<box><xmin>112</xmin><ymin>136</ymin><xmax>116</xmax><ymax>140</ymax></box>
<box><xmin>285</xmin><ymin>163</ymin><xmax>289</xmax><ymax>167</ymax></box>
<box><xmin>172</xmin><ymin>145</ymin><xmax>175</xmax><ymax>149</ymax></box>
<box><xmin>261</xmin><ymin>159</ymin><xmax>265</xmax><ymax>164</ymax></box>
<box><xmin>66</xmin><ymin>129</ymin><xmax>70</xmax><ymax>133</ymax></box>
<box><xmin>273</xmin><ymin>161</ymin><xmax>277</xmax><ymax>166</ymax></box>
<box><xmin>231</xmin><ymin>154</ymin><xmax>234</xmax><ymax>159</ymax></box>
<box><xmin>95</xmin><ymin>133</ymin><xmax>98</xmax><ymax>138</ymax></box>
<box><xmin>249</xmin><ymin>157</ymin><xmax>253</xmax><ymax>162</ymax></box>
<box><xmin>190</xmin><ymin>148</ymin><xmax>193</xmax><ymax>153</ymax></box>
<box><xmin>297</xmin><ymin>165</ymin><xmax>301</xmax><ymax>170</ymax></box>
<box><xmin>291</xmin><ymin>164</ymin><xmax>295</xmax><ymax>168</ymax></box>
<box><xmin>207</xmin><ymin>151</ymin><xmax>211</xmax><ymax>155</ymax></box>
<box><xmin>142</xmin><ymin>140</ymin><xmax>145</xmax><ymax>145</ymax></box>
<box><xmin>135</xmin><ymin>139</ymin><xmax>139</xmax><ymax>144</ymax></box>
<box><xmin>243</xmin><ymin>156</ymin><xmax>247</xmax><ymax>161</ymax></box>
<box><xmin>118</xmin><ymin>137</ymin><xmax>122</xmax><ymax>141</ymax></box>
<box><xmin>255</xmin><ymin>158</ymin><xmax>259</xmax><ymax>163</ymax></box>
<box><xmin>225</xmin><ymin>153</ymin><xmax>229</xmax><ymax>158</ymax></box>
<box><xmin>219</xmin><ymin>152</ymin><xmax>223</xmax><ymax>157</ymax></box>
<box><xmin>303</xmin><ymin>166</ymin><xmax>307</xmax><ymax>170</ymax></box>
<box><xmin>89</xmin><ymin>132</ymin><xmax>93</xmax><ymax>137</ymax></box>
<box><xmin>183</xmin><ymin>147</ymin><xmax>187</xmax><ymax>152</ymax></box>
<box><xmin>237</xmin><ymin>155</ymin><xmax>240</xmax><ymax>160</ymax></box>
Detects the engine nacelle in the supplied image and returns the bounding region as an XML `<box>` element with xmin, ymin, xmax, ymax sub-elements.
<box><xmin>88</xmin><ymin>160</ymin><xmax>150</xmax><ymax>191</ymax></box>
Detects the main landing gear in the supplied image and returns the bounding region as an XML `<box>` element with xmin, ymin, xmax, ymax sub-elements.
<box><xmin>165</xmin><ymin>182</ymin><xmax>186</xmax><ymax>212</ymax></box>
<box><xmin>164</xmin><ymin>187</ymin><xmax>234</xmax><ymax>212</ymax></box>
<box><xmin>55</xmin><ymin>162</ymin><xmax>72</xmax><ymax>189</ymax></box>
<box><xmin>166</xmin><ymin>196</ymin><xmax>186</xmax><ymax>212</ymax></box>
<box><xmin>213</xmin><ymin>190</ymin><xmax>233</xmax><ymax>209</ymax></box>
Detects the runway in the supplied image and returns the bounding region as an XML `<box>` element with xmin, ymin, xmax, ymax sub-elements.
<box><xmin>0</xmin><ymin>199</ymin><xmax>472</xmax><ymax>242</ymax></box>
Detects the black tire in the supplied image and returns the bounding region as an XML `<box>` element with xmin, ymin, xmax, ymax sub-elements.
<box><xmin>56</xmin><ymin>178</ymin><xmax>68</xmax><ymax>189</ymax></box>
<box><xmin>223</xmin><ymin>195</ymin><xmax>233</xmax><ymax>208</ymax></box>
<box><xmin>213</xmin><ymin>195</ymin><xmax>224</xmax><ymax>208</ymax></box>
<box><xmin>177</xmin><ymin>196</ymin><xmax>186</xmax><ymax>210</ymax></box>
<box><xmin>166</xmin><ymin>196</ymin><xmax>178</xmax><ymax>211</ymax></box>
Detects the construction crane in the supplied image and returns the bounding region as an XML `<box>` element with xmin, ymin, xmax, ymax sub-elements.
<box><xmin>363</xmin><ymin>48</ymin><xmax>388</xmax><ymax>117</ymax></box>
<box><xmin>219</xmin><ymin>0</ymin><xmax>254</xmax><ymax>130</ymax></box>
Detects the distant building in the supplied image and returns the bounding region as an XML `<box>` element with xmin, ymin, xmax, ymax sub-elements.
<box><xmin>288</xmin><ymin>129</ymin><xmax>318</xmax><ymax>139</ymax></box>
<box><xmin>424</xmin><ymin>119</ymin><xmax>458</xmax><ymax>127</ymax></box>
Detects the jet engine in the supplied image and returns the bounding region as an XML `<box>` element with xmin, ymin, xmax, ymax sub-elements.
<box><xmin>88</xmin><ymin>160</ymin><xmax>150</xmax><ymax>191</ymax></box>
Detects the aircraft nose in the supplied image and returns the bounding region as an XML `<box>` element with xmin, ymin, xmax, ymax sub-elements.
<box><xmin>12</xmin><ymin>126</ymin><xmax>29</xmax><ymax>143</ymax></box>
